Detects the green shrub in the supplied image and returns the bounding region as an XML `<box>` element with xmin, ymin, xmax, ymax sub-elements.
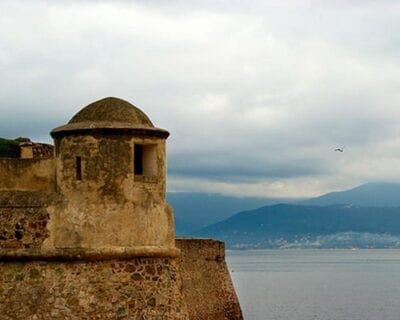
<box><xmin>0</xmin><ymin>138</ymin><xmax>20</xmax><ymax>158</ymax></box>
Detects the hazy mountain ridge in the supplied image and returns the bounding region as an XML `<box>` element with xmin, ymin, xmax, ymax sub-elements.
<box><xmin>167</xmin><ymin>192</ymin><xmax>294</xmax><ymax>234</ymax></box>
<box><xmin>172</xmin><ymin>182</ymin><xmax>400</xmax><ymax>248</ymax></box>
<box><xmin>196</xmin><ymin>203</ymin><xmax>400</xmax><ymax>249</ymax></box>
<box><xmin>300</xmin><ymin>182</ymin><xmax>400</xmax><ymax>207</ymax></box>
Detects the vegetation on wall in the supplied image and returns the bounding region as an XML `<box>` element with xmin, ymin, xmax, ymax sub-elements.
<box><xmin>0</xmin><ymin>138</ymin><xmax>19</xmax><ymax>158</ymax></box>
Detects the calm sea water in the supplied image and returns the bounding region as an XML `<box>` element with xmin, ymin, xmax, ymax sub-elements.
<box><xmin>226</xmin><ymin>249</ymin><xmax>400</xmax><ymax>320</ymax></box>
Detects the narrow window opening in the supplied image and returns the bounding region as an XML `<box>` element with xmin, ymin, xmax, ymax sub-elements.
<box><xmin>76</xmin><ymin>156</ymin><xmax>82</xmax><ymax>180</ymax></box>
<box><xmin>134</xmin><ymin>144</ymin><xmax>158</xmax><ymax>180</ymax></box>
<box><xmin>134</xmin><ymin>144</ymin><xmax>144</xmax><ymax>175</ymax></box>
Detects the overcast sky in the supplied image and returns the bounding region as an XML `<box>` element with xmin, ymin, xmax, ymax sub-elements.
<box><xmin>1</xmin><ymin>0</ymin><xmax>400</xmax><ymax>198</ymax></box>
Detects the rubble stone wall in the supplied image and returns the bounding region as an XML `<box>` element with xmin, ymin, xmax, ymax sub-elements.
<box><xmin>32</xmin><ymin>143</ymin><xmax>54</xmax><ymax>158</ymax></box>
<box><xmin>0</xmin><ymin>257</ymin><xmax>189</xmax><ymax>320</ymax></box>
<box><xmin>0</xmin><ymin>206</ymin><xmax>50</xmax><ymax>250</ymax></box>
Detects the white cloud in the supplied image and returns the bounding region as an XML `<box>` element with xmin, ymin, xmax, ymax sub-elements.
<box><xmin>167</xmin><ymin>174</ymin><xmax>358</xmax><ymax>199</ymax></box>
<box><xmin>1</xmin><ymin>0</ymin><xmax>400</xmax><ymax>198</ymax></box>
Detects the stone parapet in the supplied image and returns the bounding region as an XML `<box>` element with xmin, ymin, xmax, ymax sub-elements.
<box><xmin>0</xmin><ymin>158</ymin><xmax>55</xmax><ymax>192</ymax></box>
<box><xmin>0</xmin><ymin>246</ymin><xmax>181</xmax><ymax>261</ymax></box>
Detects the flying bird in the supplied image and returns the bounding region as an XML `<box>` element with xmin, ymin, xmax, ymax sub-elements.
<box><xmin>335</xmin><ymin>146</ymin><xmax>345</xmax><ymax>152</ymax></box>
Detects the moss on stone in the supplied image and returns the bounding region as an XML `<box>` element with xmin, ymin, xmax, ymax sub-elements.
<box><xmin>131</xmin><ymin>273</ymin><xmax>143</xmax><ymax>281</ymax></box>
<box><xmin>15</xmin><ymin>273</ymin><xmax>25</xmax><ymax>281</ymax></box>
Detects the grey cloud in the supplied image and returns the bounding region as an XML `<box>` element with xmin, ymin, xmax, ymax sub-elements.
<box><xmin>168</xmin><ymin>152</ymin><xmax>328</xmax><ymax>181</ymax></box>
<box><xmin>1</xmin><ymin>0</ymin><xmax>400</xmax><ymax>197</ymax></box>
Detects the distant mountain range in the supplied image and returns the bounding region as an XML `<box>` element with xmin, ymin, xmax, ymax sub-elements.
<box><xmin>170</xmin><ymin>182</ymin><xmax>400</xmax><ymax>235</ymax></box>
<box><xmin>181</xmin><ymin>182</ymin><xmax>400</xmax><ymax>248</ymax></box>
<box><xmin>300</xmin><ymin>182</ymin><xmax>400</xmax><ymax>207</ymax></box>
<box><xmin>167</xmin><ymin>192</ymin><xmax>292</xmax><ymax>235</ymax></box>
<box><xmin>196</xmin><ymin>203</ymin><xmax>400</xmax><ymax>249</ymax></box>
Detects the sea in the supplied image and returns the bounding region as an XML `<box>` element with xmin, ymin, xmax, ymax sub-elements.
<box><xmin>226</xmin><ymin>249</ymin><xmax>400</xmax><ymax>320</ymax></box>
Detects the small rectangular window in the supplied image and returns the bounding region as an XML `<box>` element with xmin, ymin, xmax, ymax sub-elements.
<box><xmin>134</xmin><ymin>144</ymin><xmax>143</xmax><ymax>175</ymax></box>
<box><xmin>134</xmin><ymin>144</ymin><xmax>157</xmax><ymax>180</ymax></box>
<box><xmin>76</xmin><ymin>156</ymin><xmax>82</xmax><ymax>180</ymax></box>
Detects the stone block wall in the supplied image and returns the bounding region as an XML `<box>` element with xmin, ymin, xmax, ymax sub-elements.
<box><xmin>176</xmin><ymin>238</ymin><xmax>243</xmax><ymax>320</ymax></box>
<box><xmin>0</xmin><ymin>198</ymin><xmax>242</xmax><ymax>319</ymax></box>
<box><xmin>0</xmin><ymin>196</ymin><xmax>189</xmax><ymax>319</ymax></box>
<box><xmin>0</xmin><ymin>237</ymin><xmax>243</xmax><ymax>320</ymax></box>
<box><xmin>0</xmin><ymin>257</ymin><xmax>189</xmax><ymax>320</ymax></box>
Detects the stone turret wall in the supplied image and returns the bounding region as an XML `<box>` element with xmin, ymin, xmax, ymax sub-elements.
<box><xmin>49</xmin><ymin>133</ymin><xmax>173</xmax><ymax>250</ymax></box>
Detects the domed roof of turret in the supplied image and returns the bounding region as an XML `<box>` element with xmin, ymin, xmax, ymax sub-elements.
<box><xmin>51</xmin><ymin>97</ymin><xmax>169</xmax><ymax>138</ymax></box>
<box><xmin>69</xmin><ymin>97</ymin><xmax>154</xmax><ymax>127</ymax></box>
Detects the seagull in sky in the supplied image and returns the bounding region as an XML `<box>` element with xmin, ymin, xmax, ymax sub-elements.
<box><xmin>334</xmin><ymin>146</ymin><xmax>345</xmax><ymax>152</ymax></box>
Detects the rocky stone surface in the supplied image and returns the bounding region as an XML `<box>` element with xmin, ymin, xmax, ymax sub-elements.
<box><xmin>32</xmin><ymin>143</ymin><xmax>54</xmax><ymax>159</ymax></box>
<box><xmin>0</xmin><ymin>207</ymin><xmax>50</xmax><ymax>249</ymax></box>
<box><xmin>0</xmin><ymin>258</ymin><xmax>188</xmax><ymax>320</ymax></box>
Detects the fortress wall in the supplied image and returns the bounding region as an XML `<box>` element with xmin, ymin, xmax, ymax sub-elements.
<box><xmin>176</xmin><ymin>238</ymin><xmax>243</xmax><ymax>320</ymax></box>
<box><xmin>0</xmin><ymin>206</ymin><xmax>50</xmax><ymax>250</ymax></box>
<box><xmin>0</xmin><ymin>98</ymin><xmax>243</xmax><ymax>320</ymax></box>
<box><xmin>0</xmin><ymin>257</ymin><xmax>189</xmax><ymax>320</ymax></box>
<box><xmin>0</xmin><ymin>158</ymin><xmax>55</xmax><ymax>192</ymax></box>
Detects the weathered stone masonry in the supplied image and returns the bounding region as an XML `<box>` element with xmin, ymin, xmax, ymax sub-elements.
<box><xmin>0</xmin><ymin>207</ymin><xmax>49</xmax><ymax>249</ymax></box>
<box><xmin>177</xmin><ymin>239</ymin><xmax>242</xmax><ymax>320</ymax></box>
<box><xmin>0</xmin><ymin>258</ymin><xmax>186</xmax><ymax>320</ymax></box>
<box><xmin>0</xmin><ymin>97</ymin><xmax>242</xmax><ymax>320</ymax></box>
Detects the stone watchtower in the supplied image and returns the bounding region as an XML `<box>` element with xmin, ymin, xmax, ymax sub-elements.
<box><xmin>49</xmin><ymin>97</ymin><xmax>175</xmax><ymax>252</ymax></box>
<box><xmin>0</xmin><ymin>97</ymin><xmax>242</xmax><ymax>320</ymax></box>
